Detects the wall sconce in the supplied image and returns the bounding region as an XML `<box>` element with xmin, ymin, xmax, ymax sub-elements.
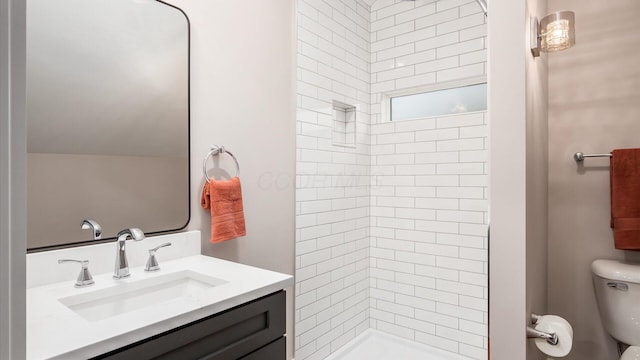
<box><xmin>530</xmin><ymin>11</ymin><xmax>575</xmax><ymax>57</ymax></box>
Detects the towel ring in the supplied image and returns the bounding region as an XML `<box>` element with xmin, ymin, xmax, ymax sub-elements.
<box><xmin>202</xmin><ymin>145</ymin><xmax>240</xmax><ymax>181</ymax></box>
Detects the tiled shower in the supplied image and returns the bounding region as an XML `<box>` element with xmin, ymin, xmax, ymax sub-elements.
<box><xmin>295</xmin><ymin>0</ymin><xmax>488</xmax><ymax>359</ymax></box>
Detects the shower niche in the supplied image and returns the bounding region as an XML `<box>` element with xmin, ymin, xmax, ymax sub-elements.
<box><xmin>332</xmin><ymin>100</ymin><xmax>356</xmax><ymax>148</ymax></box>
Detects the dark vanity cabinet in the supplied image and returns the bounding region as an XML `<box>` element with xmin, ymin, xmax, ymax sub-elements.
<box><xmin>93</xmin><ymin>291</ymin><xmax>286</xmax><ymax>360</ymax></box>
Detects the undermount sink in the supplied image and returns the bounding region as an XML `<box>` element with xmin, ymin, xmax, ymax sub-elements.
<box><xmin>57</xmin><ymin>270</ymin><xmax>228</xmax><ymax>322</ymax></box>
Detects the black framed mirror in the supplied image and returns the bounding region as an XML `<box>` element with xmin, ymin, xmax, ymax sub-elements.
<box><xmin>26</xmin><ymin>0</ymin><xmax>190</xmax><ymax>251</ymax></box>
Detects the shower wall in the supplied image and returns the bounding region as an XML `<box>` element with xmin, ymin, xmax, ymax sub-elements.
<box><xmin>368</xmin><ymin>1</ymin><xmax>487</xmax><ymax>359</ymax></box>
<box><xmin>296</xmin><ymin>1</ymin><xmax>488</xmax><ymax>359</ymax></box>
<box><xmin>295</xmin><ymin>1</ymin><xmax>372</xmax><ymax>359</ymax></box>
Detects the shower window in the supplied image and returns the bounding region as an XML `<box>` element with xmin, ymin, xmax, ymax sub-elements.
<box><xmin>386</xmin><ymin>79</ymin><xmax>487</xmax><ymax>122</ymax></box>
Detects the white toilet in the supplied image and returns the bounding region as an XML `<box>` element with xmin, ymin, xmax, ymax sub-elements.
<box><xmin>592</xmin><ymin>259</ymin><xmax>640</xmax><ymax>360</ymax></box>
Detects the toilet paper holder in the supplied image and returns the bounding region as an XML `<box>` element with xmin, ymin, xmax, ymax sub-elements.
<box><xmin>527</xmin><ymin>313</ymin><xmax>559</xmax><ymax>345</ymax></box>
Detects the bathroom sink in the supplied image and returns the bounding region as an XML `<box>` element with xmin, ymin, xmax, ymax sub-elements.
<box><xmin>57</xmin><ymin>270</ymin><xmax>227</xmax><ymax>322</ymax></box>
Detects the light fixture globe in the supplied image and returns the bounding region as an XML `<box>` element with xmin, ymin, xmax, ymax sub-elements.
<box><xmin>531</xmin><ymin>10</ymin><xmax>576</xmax><ymax>57</ymax></box>
<box><xmin>540</xmin><ymin>11</ymin><xmax>575</xmax><ymax>53</ymax></box>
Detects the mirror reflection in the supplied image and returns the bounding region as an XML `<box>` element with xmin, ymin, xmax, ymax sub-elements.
<box><xmin>26</xmin><ymin>0</ymin><xmax>190</xmax><ymax>250</ymax></box>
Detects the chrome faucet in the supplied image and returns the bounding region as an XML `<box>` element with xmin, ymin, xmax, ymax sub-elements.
<box><xmin>113</xmin><ymin>228</ymin><xmax>145</xmax><ymax>279</ymax></box>
<box><xmin>81</xmin><ymin>219</ymin><xmax>102</xmax><ymax>240</ymax></box>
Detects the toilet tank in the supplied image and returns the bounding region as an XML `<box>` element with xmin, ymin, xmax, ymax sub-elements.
<box><xmin>592</xmin><ymin>259</ymin><xmax>640</xmax><ymax>346</ymax></box>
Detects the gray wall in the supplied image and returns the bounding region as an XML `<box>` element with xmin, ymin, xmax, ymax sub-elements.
<box><xmin>547</xmin><ymin>0</ymin><xmax>640</xmax><ymax>359</ymax></box>
<box><xmin>525</xmin><ymin>0</ymin><xmax>549</xmax><ymax>359</ymax></box>
<box><xmin>165</xmin><ymin>1</ymin><xmax>297</xmax><ymax>359</ymax></box>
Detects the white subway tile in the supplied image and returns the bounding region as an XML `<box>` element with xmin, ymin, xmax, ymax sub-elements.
<box><xmin>460</xmin><ymin>248</ymin><xmax>488</xmax><ymax>262</ymax></box>
<box><xmin>460</xmin><ymin>125</ymin><xmax>488</xmax><ymax>138</ymax></box>
<box><xmin>416</xmin><ymin>264</ymin><xmax>459</xmax><ymax>281</ymax></box>
<box><xmin>415</xmin><ymin>31</ymin><xmax>459</xmax><ymax>52</ymax></box>
<box><xmin>460</xmin><ymin>343</ymin><xmax>488</xmax><ymax>360</ymax></box>
<box><xmin>395</xmin><ymin>141</ymin><xmax>436</xmax><ymax>154</ymax></box>
<box><xmin>377</xmin><ymin>321</ymin><xmax>416</xmax><ymax>341</ymax></box>
<box><xmin>460</xmin><ymin>271</ymin><xmax>487</xmax><ymax>287</ymax></box>
<box><xmin>459</xmin><ymin>199</ymin><xmax>488</xmax><ymax>212</ymax></box>
<box><xmin>415</xmin><ymin>8</ymin><xmax>459</xmax><ymax>29</ymax></box>
<box><xmin>460</xmin><ymin>175</ymin><xmax>488</xmax><ymax>187</ymax></box>
<box><xmin>416</xmin><ymin>197</ymin><xmax>459</xmax><ymax>210</ymax></box>
<box><xmin>396</xmin><ymin>164</ymin><xmax>436</xmax><ymax>175</ymax></box>
<box><xmin>415</xmin><ymin>286</ymin><xmax>459</xmax><ymax>305</ymax></box>
<box><xmin>396</xmin><ymin>208</ymin><xmax>436</xmax><ymax>220</ymax></box>
<box><xmin>459</xmin><ymin>295</ymin><xmax>487</xmax><ymax>312</ymax></box>
<box><xmin>460</xmin><ymin>24</ymin><xmax>487</xmax><ymax>41</ymax></box>
<box><xmin>376</xmin><ymin>65</ymin><xmax>415</xmax><ymax>82</ymax></box>
<box><xmin>415</xmin><ymin>331</ymin><xmax>459</xmax><ymax>353</ymax></box>
<box><xmin>437</xmin><ymin>233</ymin><xmax>484</xmax><ymax>249</ymax></box>
<box><xmin>395</xmin><ymin>186</ymin><xmax>437</xmax><ymax>198</ymax></box>
<box><xmin>437</xmin><ymin>62</ymin><xmax>484</xmax><ymax>82</ymax></box>
<box><xmin>415</xmin><ymin>308</ymin><xmax>459</xmax><ymax>329</ymax></box>
<box><xmin>459</xmin><ymin>149</ymin><xmax>488</xmax><ymax>162</ymax></box>
<box><xmin>437</xmin><ymin>13</ymin><xmax>485</xmax><ymax>36</ymax></box>
<box><xmin>415</xmin><ymin>242</ymin><xmax>459</xmax><ymax>257</ymax></box>
<box><xmin>396</xmin><ymin>315</ymin><xmax>437</xmax><ymax>335</ymax></box>
<box><xmin>395</xmin><ymin>72</ymin><xmax>437</xmax><ymax>89</ymax></box>
<box><xmin>396</xmin><ymin>229</ymin><xmax>436</xmax><ymax>243</ymax></box>
<box><xmin>396</xmin><ymin>293</ymin><xmax>436</xmax><ymax>312</ymax></box>
<box><xmin>436</xmin><ymin>325</ymin><xmax>483</xmax><ymax>348</ymax></box>
<box><xmin>437</xmin><ymin>138</ymin><xmax>484</xmax><ymax>152</ymax></box>
<box><xmin>415</xmin><ymin>220</ymin><xmax>459</xmax><ymax>234</ymax></box>
<box><xmin>415</xmin><ymin>152</ymin><xmax>460</xmax><ymax>164</ymax></box>
<box><xmin>377</xmin><ymin>299</ymin><xmax>415</xmax><ymax>317</ymax></box>
<box><xmin>376</xmin><ymin>43</ymin><xmax>415</xmax><ymax>61</ymax></box>
<box><xmin>395</xmin><ymin>26</ymin><xmax>437</xmax><ymax>46</ymax></box>
<box><xmin>437</xmin><ymin>209</ymin><xmax>484</xmax><ymax>223</ymax></box>
<box><xmin>376</xmin><ymin>216</ymin><xmax>415</xmax><ymax>230</ymax></box>
<box><xmin>395</xmin><ymin>3</ymin><xmax>436</xmax><ymax>24</ymax></box>
<box><xmin>436</xmin><ymin>112</ymin><xmax>484</xmax><ymax>128</ymax></box>
<box><xmin>376</xmin><ymin>153</ymin><xmax>415</xmax><ymax>165</ymax></box>
<box><xmin>376</xmin><ymin>237</ymin><xmax>415</xmax><ymax>251</ymax></box>
<box><xmin>415</xmin><ymin>56</ymin><xmax>460</xmax><ymax>74</ymax></box>
<box><xmin>437</xmin><ymin>303</ymin><xmax>484</xmax><ymax>323</ymax></box>
<box><xmin>377</xmin><ymin>21</ymin><xmax>415</xmax><ymax>41</ymax></box>
<box><xmin>370</xmin><ymin>246</ymin><xmax>395</xmax><ymax>260</ymax></box>
<box><xmin>376</xmin><ymin>1</ymin><xmax>415</xmax><ymax>20</ymax></box>
<box><xmin>436</xmin><ymin>257</ymin><xmax>484</xmax><ymax>273</ymax></box>
<box><xmin>376</xmin><ymin>259</ymin><xmax>415</xmax><ymax>274</ymax></box>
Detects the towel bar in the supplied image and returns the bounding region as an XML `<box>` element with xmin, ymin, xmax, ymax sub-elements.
<box><xmin>574</xmin><ymin>152</ymin><xmax>612</xmax><ymax>162</ymax></box>
<box><xmin>203</xmin><ymin>145</ymin><xmax>240</xmax><ymax>181</ymax></box>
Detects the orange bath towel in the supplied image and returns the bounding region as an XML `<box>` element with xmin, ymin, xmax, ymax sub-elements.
<box><xmin>610</xmin><ymin>149</ymin><xmax>640</xmax><ymax>250</ymax></box>
<box><xmin>201</xmin><ymin>177</ymin><xmax>246</xmax><ymax>243</ymax></box>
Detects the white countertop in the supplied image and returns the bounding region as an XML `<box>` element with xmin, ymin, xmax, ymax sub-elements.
<box><xmin>27</xmin><ymin>236</ymin><xmax>293</xmax><ymax>359</ymax></box>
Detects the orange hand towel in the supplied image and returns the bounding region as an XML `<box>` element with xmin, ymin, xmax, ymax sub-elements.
<box><xmin>610</xmin><ymin>149</ymin><xmax>640</xmax><ymax>250</ymax></box>
<box><xmin>201</xmin><ymin>177</ymin><xmax>246</xmax><ymax>243</ymax></box>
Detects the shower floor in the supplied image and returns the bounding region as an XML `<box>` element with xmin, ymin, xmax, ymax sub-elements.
<box><xmin>324</xmin><ymin>329</ymin><xmax>474</xmax><ymax>360</ymax></box>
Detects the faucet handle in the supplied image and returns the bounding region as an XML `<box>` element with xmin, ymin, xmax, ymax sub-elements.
<box><xmin>145</xmin><ymin>242</ymin><xmax>172</xmax><ymax>272</ymax></box>
<box><xmin>58</xmin><ymin>259</ymin><xmax>95</xmax><ymax>287</ymax></box>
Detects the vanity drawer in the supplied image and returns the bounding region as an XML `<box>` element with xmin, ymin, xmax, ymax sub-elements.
<box><xmin>239</xmin><ymin>337</ymin><xmax>285</xmax><ymax>359</ymax></box>
<box><xmin>93</xmin><ymin>290</ymin><xmax>286</xmax><ymax>360</ymax></box>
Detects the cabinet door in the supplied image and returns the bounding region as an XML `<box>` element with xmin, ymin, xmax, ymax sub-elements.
<box><xmin>93</xmin><ymin>291</ymin><xmax>285</xmax><ymax>360</ymax></box>
<box><xmin>239</xmin><ymin>337</ymin><xmax>285</xmax><ymax>360</ymax></box>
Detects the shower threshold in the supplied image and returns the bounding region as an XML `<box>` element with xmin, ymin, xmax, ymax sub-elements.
<box><xmin>324</xmin><ymin>329</ymin><xmax>476</xmax><ymax>360</ymax></box>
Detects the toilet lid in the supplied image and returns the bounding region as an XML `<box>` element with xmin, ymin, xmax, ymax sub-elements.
<box><xmin>622</xmin><ymin>346</ymin><xmax>640</xmax><ymax>360</ymax></box>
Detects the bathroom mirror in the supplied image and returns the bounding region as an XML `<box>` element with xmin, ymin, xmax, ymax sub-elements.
<box><xmin>26</xmin><ymin>0</ymin><xmax>190</xmax><ymax>250</ymax></box>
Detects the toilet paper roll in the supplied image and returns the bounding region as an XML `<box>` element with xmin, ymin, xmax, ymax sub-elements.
<box><xmin>534</xmin><ymin>315</ymin><xmax>573</xmax><ymax>358</ymax></box>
